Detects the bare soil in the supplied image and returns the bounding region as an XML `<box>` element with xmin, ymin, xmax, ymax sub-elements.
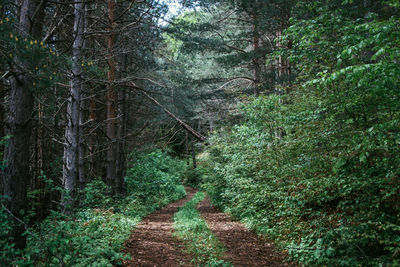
<box><xmin>122</xmin><ymin>187</ymin><xmax>196</xmax><ymax>267</ymax></box>
<box><xmin>123</xmin><ymin>188</ymin><xmax>290</xmax><ymax>266</ymax></box>
<box><xmin>197</xmin><ymin>196</ymin><xmax>289</xmax><ymax>267</ymax></box>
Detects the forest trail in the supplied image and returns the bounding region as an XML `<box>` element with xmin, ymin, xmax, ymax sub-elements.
<box><xmin>123</xmin><ymin>187</ymin><xmax>289</xmax><ymax>266</ymax></box>
<box><xmin>123</xmin><ymin>187</ymin><xmax>197</xmax><ymax>266</ymax></box>
<box><xmin>197</xmin><ymin>197</ymin><xmax>289</xmax><ymax>267</ymax></box>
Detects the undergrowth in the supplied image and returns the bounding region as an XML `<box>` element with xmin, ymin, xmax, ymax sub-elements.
<box><xmin>1</xmin><ymin>149</ymin><xmax>186</xmax><ymax>266</ymax></box>
<box><xmin>173</xmin><ymin>192</ymin><xmax>232</xmax><ymax>267</ymax></box>
<box><xmin>198</xmin><ymin>5</ymin><xmax>400</xmax><ymax>266</ymax></box>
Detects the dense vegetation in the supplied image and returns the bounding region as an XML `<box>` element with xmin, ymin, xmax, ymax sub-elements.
<box><xmin>1</xmin><ymin>149</ymin><xmax>186</xmax><ymax>266</ymax></box>
<box><xmin>199</xmin><ymin>1</ymin><xmax>400</xmax><ymax>266</ymax></box>
<box><xmin>1</xmin><ymin>0</ymin><xmax>399</xmax><ymax>266</ymax></box>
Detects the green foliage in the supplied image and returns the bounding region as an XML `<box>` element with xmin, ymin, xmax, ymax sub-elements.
<box><xmin>125</xmin><ymin>149</ymin><xmax>187</xmax><ymax>202</ymax></box>
<box><xmin>82</xmin><ymin>178</ymin><xmax>113</xmax><ymax>208</ymax></box>
<box><xmin>25</xmin><ymin>209</ymin><xmax>134</xmax><ymax>267</ymax></box>
<box><xmin>182</xmin><ymin>165</ymin><xmax>207</xmax><ymax>187</ymax></box>
<box><xmin>0</xmin><ymin>14</ymin><xmax>63</xmax><ymax>93</ymax></box>
<box><xmin>173</xmin><ymin>192</ymin><xmax>232</xmax><ymax>266</ymax></box>
<box><xmin>200</xmin><ymin>5</ymin><xmax>400</xmax><ymax>264</ymax></box>
<box><xmin>0</xmin><ymin>196</ymin><xmax>24</xmax><ymax>266</ymax></box>
<box><xmin>2</xmin><ymin>150</ymin><xmax>186</xmax><ymax>266</ymax></box>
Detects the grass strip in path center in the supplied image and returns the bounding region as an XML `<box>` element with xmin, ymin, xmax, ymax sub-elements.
<box><xmin>173</xmin><ymin>191</ymin><xmax>232</xmax><ymax>267</ymax></box>
<box><xmin>123</xmin><ymin>187</ymin><xmax>197</xmax><ymax>266</ymax></box>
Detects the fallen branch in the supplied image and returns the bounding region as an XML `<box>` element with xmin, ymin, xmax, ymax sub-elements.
<box><xmin>127</xmin><ymin>82</ymin><xmax>207</xmax><ymax>142</ymax></box>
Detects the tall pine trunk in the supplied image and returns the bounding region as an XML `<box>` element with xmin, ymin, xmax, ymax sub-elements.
<box><xmin>78</xmin><ymin>3</ymin><xmax>89</xmax><ymax>191</ymax></box>
<box><xmin>62</xmin><ymin>1</ymin><xmax>85</xmax><ymax>212</ymax></box>
<box><xmin>106</xmin><ymin>0</ymin><xmax>117</xmax><ymax>191</ymax></box>
<box><xmin>116</xmin><ymin>55</ymin><xmax>127</xmax><ymax>194</ymax></box>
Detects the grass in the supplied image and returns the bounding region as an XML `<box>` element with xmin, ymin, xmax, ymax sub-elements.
<box><xmin>173</xmin><ymin>192</ymin><xmax>232</xmax><ymax>267</ymax></box>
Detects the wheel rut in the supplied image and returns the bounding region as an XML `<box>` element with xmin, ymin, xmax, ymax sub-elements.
<box><xmin>122</xmin><ymin>187</ymin><xmax>196</xmax><ymax>267</ymax></box>
<box><xmin>197</xmin><ymin>196</ymin><xmax>290</xmax><ymax>267</ymax></box>
<box><xmin>123</xmin><ymin>188</ymin><xmax>290</xmax><ymax>266</ymax></box>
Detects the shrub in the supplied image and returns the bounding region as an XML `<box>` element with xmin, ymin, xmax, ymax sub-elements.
<box><xmin>3</xmin><ymin>149</ymin><xmax>187</xmax><ymax>266</ymax></box>
<box><xmin>201</xmin><ymin>91</ymin><xmax>400</xmax><ymax>266</ymax></box>
<box><xmin>82</xmin><ymin>178</ymin><xmax>112</xmax><ymax>208</ymax></box>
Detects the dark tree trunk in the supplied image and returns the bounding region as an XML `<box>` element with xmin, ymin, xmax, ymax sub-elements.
<box><xmin>251</xmin><ymin>12</ymin><xmax>262</xmax><ymax>96</ymax></box>
<box><xmin>78</xmin><ymin>91</ymin><xmax>86</xmax><ymax>191</ymax></box>
<box><xmin>185</xmin><ymin>132</ymin><xmax>189</xmax><ymax>165</ymax></box>
<box><xmin>191</xmin><ymin>138</ymin><xmax>197</xmax><ymax>169</ymax></box>
<box><xmin>0</xmin><ymin>5</ymin><xmax>4</xmax><ymax>140</ymax></box>
<box><xmin>89</xmin><ymin>85</ymin><xmax>98</xmax><ymax>178</ymax></box>
<box><xmin>0</xmin><ymin>82</ymin><xmax>4</xmax><ymax>138</ymax></box>
<box><xmin>116</xmin><ymin>56</ymin><xmax>127</xmax><ymax>194</ymax></box>
<box><xmin>2</xmin><ymin>0</ymin><xmax>45</xmax><ymax>248</ymax></box>
<box><xmin>106</xmin><ymin>0</ymin><xmax>117</xmax><ymax>191</ymax></box>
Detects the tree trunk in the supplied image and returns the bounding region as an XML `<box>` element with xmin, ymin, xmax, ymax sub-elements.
<box><xmin>106</xmin><ymin>0</ymin><xmax>117</xmax><ymax>192</ymax></box>
<box><xmin>191</xmin><ymin>137</ymin><xmax>197</xmax><ymax>169</ymax></box>
<box><xmin>0</xmin><ymin>3</ymin><xmax>4</xmax><ymax>140</ymax></box>
<box><xmin>62</xmin><ymin>0</ymin><xmax>85</xmax><ymax>212</ymax></box>
<box><xmin>251</xmin><ymin>12</ymin><xmax>262</xmax><ymax>96</ymax></box>
<box><xmin>2</xmin><ymin>0</ymin><xmax>43</xmax><ymax>249</ymax></box>
<box><xmin>78</xmin><ymin>90</ymin><xmax>85</xmax><ymax>190</ymax></box>
<box><xmin>116</xmin><ymin>55</ymin><xmax>127</xmax><ymax>194</ymax></box>
<box><xmin>89</xmin><ymin>86</ymin><xmax>97</xmax><ymax>178</ymax></box>
<box><xmin>0</xmin><ymin>81</ymin><xmax>4</xmax><ymax>138</ymax></box>
<box><xmin>78</xmin><ymin>2</ymin><xmax>89</xmax><ymax>191</ymax></box>
<box><xmin>185</xmin><ymin>132</ymin><xmax>189</xmax><ymax>165</ymax></box>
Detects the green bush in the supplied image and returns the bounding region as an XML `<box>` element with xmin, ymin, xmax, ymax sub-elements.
<box><xmin>201</xmin><ymin>85</ymin><xmax>400</xmax><ymax>265</ymax></box>
<box><xmin>82</xmin><ymin>178</ymin><xmax>112</xmax><ymax>208</ymax></box>
<box><xmin>2</xmin><ymin>149</ymin><xmax>186</xmax><ymax>266</ymax></box>
<box><xmin>125</xmin><ymin>149</ymin><xmax>187</xmax><ymax>201</ymax></box>
<box><xmin>200</xmin><ymin>3</ymin><xmax>400</xmax><ymax>265</ymax></box>
<box><xmin>0</xmin><ymin>197</ymin><xmax>24</xmax><ymax>266</ymax></box>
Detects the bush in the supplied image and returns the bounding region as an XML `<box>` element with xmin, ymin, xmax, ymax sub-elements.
<box><xmin>125</xmin><ymin>149</ymin><xmax>186</xmax><ymax>201</ymax></box>
<box><xmin>82</xmin><ymin>178</ymin><xmax>112</xmax><ymax>208</ymax></box>
<box><xmin>199</xmin><ymin>3</ymin><xmax>400</xmax><ymax>265</ymax></box>
<box><xmin>3</xmin><ymin>149</ymin><xmax>187</xmax><ymax>266</ymax></box>
<box><xmin>201</xmin><ymin>91</ymin><xmax>400</xmax><ymax>266</ymax></box>
<box><xmin>0</xmin><ymin>198</ymin><xmax>24</xmax><ymax>266</ymax></box>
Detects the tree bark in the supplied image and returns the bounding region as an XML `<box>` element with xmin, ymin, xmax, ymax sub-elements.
<box><xmin>78</xmin><ymin>2</ymin><xmax>89</xmax><ymax>191</ymax></box>
<box><xmin>185</xmin><ymin>132</ymin><xmax>189</xmax><ymax>165</ymax></box>
<box><xmin>0</xmin><ymin>82</ymin><xmax>4</xmax><ymax>138</ymax></box>
<box><xmin>116</xmin><ymin>56</ymin><xmax>127</xmax><ymax>194</ymax></box>
<box><xmin>106</xmin><ymin>0</ymin><xmax>117</xmax><ymax>191</ymax></box>
<box><xmin>89</xmin><ymin>86</ymin><xmax>98</xmax><ymax>178</ymax></box>
<box><xmin>62</xmin><ymin>0</ymin><xmax>85</xmax><ymax>212</ymax></box>
<box><xmin>2</xmin><ymin>0</ymin><xmax>44</xmax><ymax>249</ymax></box>
<box><xmin>78</xmin><ymin>88</ymin><xmax>85</xmax><ymax>190</ymax></box>
<box><xmin>251</xmin><ymin>11</ymin><xmax>262</xmax><ymax>96</ymax></box>
<box><xmin>191</xmin><ymin>137</ymin><xmax>197</xmax><ymax>169</ymax></box>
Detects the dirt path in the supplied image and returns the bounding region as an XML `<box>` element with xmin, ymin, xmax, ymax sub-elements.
<box><xmin>123</xmin><ymin>188</ymin><xmax>289</xmax><ymax>266</ymax></box>
<box><xmin>123</xmin><ymin>187</ymin><xmax>197</xmax><ymax>267</ymax></box>
<box><xmin>197</xmin><ymin>196</ymin><xmax>289</xmax><ymax>267</ymax></box>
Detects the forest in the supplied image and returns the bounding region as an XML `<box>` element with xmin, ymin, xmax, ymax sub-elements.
<box><xmin>0</xmin><ymin>0</ymin><xmax>399</xmax><ymax>266</ymax></box>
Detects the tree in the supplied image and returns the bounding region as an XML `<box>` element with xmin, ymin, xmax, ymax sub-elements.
<box><xmin>2</xmin><ymin>0</ymin><xmax>46</xmax><ymax>248</ymax></box>
<box><xmin>62</xmin><ymin>0</ymin><xmax>85</xmax><ymax>212</ymax></box>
